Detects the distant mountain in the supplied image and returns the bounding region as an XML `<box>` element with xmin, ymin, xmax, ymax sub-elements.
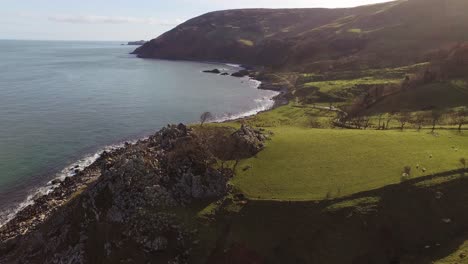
<box><xmin>133</xmin><ymin>0</ymin><xmax>468</xmax><ymax>70</ymax></box>
<box><xmin>127</xmin><ymin>40</ymin><xmax>147</xmax><ymax>46</ymax></box>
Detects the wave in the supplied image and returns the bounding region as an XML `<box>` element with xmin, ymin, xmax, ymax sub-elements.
<box><xmin>213</xmin><ymin>79</ymin><xmax>279</xmax><ymax>122</ymax></box>
<box><xmin>0</xmin><ymin>140</ymin><xmax>139</xmax><ymax>228</ymax></box>
<box><xmin>224</xmin><ymin>63</ymin><xmax>242</xmax><ymax>68</ymax></box>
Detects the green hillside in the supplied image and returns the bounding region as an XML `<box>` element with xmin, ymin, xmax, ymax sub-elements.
<box><xmin>233</xmin><ymin>127</ymin><xmax>468</xmax><ymax>200</ymax></box>
<box><xmin>134</xmin><ymin>0</ymin><xmax>468</xmax><ymax>70</ymax></box>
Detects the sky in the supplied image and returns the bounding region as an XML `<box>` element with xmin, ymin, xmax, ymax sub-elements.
<box><xmin>0</xmin><ymin>0</ymin><xmax>395</xmax><ymax>41</ymax></box>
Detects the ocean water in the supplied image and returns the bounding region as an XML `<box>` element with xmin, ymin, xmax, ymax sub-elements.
<box><xmin>0</xmin><ymin>40</ymin><xmax>277</xmax><ymax>225</ymax></box>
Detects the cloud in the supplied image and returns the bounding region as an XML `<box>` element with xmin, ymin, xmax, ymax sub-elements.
<box><xmin>48</xmin><ymin>15</ymin><xmax>184</xmax><ymax>26</ymax></box>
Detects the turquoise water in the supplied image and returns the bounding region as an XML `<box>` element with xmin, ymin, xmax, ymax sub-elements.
<box><xmin>0</xmin><ymin>40</ymin><xmax>276</xmax><ymax>223</ymax></box>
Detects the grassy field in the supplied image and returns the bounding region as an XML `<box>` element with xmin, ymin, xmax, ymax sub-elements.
<box><xmin>232</xmin><ymin>127</ymin><xmax>468</xmax><ymax>201</ymax></box>
<box><xmin>303</xmin><ymin>76</ymin><xmax>400</xmax><ymax>92</ymax></box>
<box><xmin>213</xmin><ymin>172</ymin><xmax>468</xmax><ymax>264</ymax></box>
<box><xmin>191</xmin><ymin>68</ymin><xmax>468</xmax><ymax>262</ymax></box>
<box><xmin>240</xmin><ymin>103</ymin><xmax>336</xmax><ymax>128</ymax></box>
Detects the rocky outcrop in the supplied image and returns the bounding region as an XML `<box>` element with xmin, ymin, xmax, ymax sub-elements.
<box><xmin>0</xmin><ymin>124</ymin><xmax>239</xmax><ymax>264</ymax></box>
<box><xmin>231</xmin><ymin>70</ymin><xmax>250</xmax><ymax>77</ymax></box>
<box><xmin>202</xmin><ymin>69</ymin><xmax>221</xmax><ymax>74</ymax></box>
<box><xmin>231</xmin><ymin>125</ymin><xmax>267</xmax><ymax>157</ymax></box>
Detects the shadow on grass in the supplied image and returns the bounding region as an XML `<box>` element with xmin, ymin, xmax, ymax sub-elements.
<box><xmin>206</xmin><ymin>169</ymin><xmax>468</xmax><ymax>264</ymax></box>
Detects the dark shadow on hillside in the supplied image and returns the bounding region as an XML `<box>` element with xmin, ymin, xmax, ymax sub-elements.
<box><xmin>208</xmin><ymin>169</ymin><xmax>468</xmax><ymax>264</ymax></box>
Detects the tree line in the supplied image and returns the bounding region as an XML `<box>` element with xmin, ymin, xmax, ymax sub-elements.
<box><xmin>337</xmin><ymin>106</ymin><xmax>467</xmax><ymax>132</ymax></box>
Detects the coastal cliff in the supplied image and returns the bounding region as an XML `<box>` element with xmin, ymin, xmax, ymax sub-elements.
<box><xmin>132</xmin><ymin>0</ymin><xmax>468</xmax><ymax>70</ymax></box>
<box><xmin>0</xmin><ymin>124</ymin><xmax>267</xmax><ymax>263</ymax></box>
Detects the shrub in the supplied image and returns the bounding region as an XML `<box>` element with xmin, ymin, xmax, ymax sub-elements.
<box><xmin>200</xmin><ymin>112</ymin><xmax>213</xmax><ymax>126</ymax></box>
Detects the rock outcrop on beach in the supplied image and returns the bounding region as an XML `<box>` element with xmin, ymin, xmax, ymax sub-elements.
<box><xmin>0</xmin><ymin>124</ymin><xmax>266</xmax><ymax>264</ymax></box>
<box><xmin>231</xmin><ymin>70</ymin><xmax>250</xmax><ymax>78</ymax></box>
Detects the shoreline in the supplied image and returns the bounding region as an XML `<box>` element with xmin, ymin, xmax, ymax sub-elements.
<box><xmin>0</xmin><ymin>67</ymin><xmax>287</xmax><ymax>241</ymax></box>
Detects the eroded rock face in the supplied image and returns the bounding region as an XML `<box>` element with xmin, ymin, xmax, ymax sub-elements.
<box><xmin>0</xmin><ymin>124</ymin><xmax>233</xmax><ymax>264</ymax></box>
<box><xmin>231</xmin><ymin>125</ymin><xmax>267</xmax><ymax>157</ymax></box>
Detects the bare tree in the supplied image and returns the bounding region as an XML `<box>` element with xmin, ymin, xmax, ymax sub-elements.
<box><xmin>452</xmin><ymin>107</ymin><xmax>467</xmax><ymax>132</ymax></box>
<box><xmin>413</xmin><ymin>112</ymin><xmax>428</xmax><ymax>131</ymax></box>
<box><xmin>362</xmin><ymin>116</ymin><xmax>371</xmax><ymax>130</ymax></box>
<box><xmin>460</xmin><ymin>157</ymin><xmax>466</xmax><ymax>170</ymax></box>
<box><xmin>430</xmin><ymin>109</ymin><xmax>444</xmax><ymax>133</ymax></box>
<box><xmin>377</xmin><ymin>113</ymin><xmax>384</xmax><ymax>130</ymax></box>
<box><xmin>200</xmin><ymin>112</ymin><xmax>213</xmax><ymax>126</ymax></box>
<box><xmin>340</xmin><ymin>98</ymin><xmax>366</xmax><ymax>128</ymax></box>
<box><xmin>347</xmin><ymin>115</ymin><xmax>371</xmax><ymax>130</ymax></box>
<box><xmin>385</xmin><ymin>111</ymin><xmax>397</xmax><ymax>130</ymax></box>
<box><xmin>396</xmin><ymin>111</ymin><xmax>412</xmax><ymax>131</ymax></box>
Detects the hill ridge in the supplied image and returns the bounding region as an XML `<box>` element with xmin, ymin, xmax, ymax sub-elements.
<box><xmin>133</xmin><ymin>0</ymin><xmax>468</xmax><ymax>70</ymax></box>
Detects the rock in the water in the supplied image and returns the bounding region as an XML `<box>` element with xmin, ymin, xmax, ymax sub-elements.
<box><xmin>231</xmin><ymin>69</ymin><xmax>249</xmax><ymax>77</ymax></box>
<box><xmin>203</xmin><ymin>69</ymin><xmax>221</xmax><ymax>74</ymax></box>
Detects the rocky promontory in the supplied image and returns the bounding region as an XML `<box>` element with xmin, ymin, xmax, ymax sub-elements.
<box><xmin>127</xmin><ymin>40</ymin><xmax>147</xmax><ymax>46</ymax></box>
<box><xmin>0</xmin><ymin>124</ymin><xmax>267</xmax><ymax>263</ymax></box>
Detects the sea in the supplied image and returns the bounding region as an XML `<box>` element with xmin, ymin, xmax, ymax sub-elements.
<box><xmin>0</xmin><ymin>40</ymin><xmax>278</xmax><ymax>226</ymax></box>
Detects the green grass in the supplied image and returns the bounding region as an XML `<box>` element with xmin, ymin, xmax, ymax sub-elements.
<box><xmin>325</xmin><ymin>196</ymin><xmax>381</xmax><ymax>212</ymax></box>
<box><xmin>347</xmin><ymin>28</ymin><xmax>362</xmax><ymax>33</ymax></box>
<box><xmin>297</xmin><ymin>63</ymin><xmax>428</xmax><ymax>84</ymax></box>
<box><xmin>232</xmin><ymin>127</ymin><xmax>468</xmax><ymax>201</ymax></box>
<box><xmin>237</xmin><ymin>39</ymin><xmax>254</xmax><ymax>46</ymax></box>
<box><xmin>210</xmin><ymin>173</ymin><xmax>468</xmax><ymax>264</ymax></box>
<box><xmin>239</xmin><ymin>103</ymin><xmax>336</xmax><ymax>128</ymax></box>
<box><xmin>303</xmin><ymin>76</ymin><xmax>401</xmax><ymax>92</ymax></box>
<box><xmin>435</xmin><ymin>240</ymin><xmax>468</xmax><ymax>264</ymax></box>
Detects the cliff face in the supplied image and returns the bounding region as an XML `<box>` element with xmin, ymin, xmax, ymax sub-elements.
<box><xmin>133</xmin><ymin>0</ymin><xmax>468</xmax><ymax>70</ymax></box>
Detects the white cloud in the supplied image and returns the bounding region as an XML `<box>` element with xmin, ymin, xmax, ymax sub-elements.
<box><xmin>48</xmin><ymin>15</ymin><xmax>184</xmax><ymax>26</ymax></box>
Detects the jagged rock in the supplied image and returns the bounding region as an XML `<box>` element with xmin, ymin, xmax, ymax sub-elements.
<box><xmin>231</xmin><ymin>69</ymin><xmax>249</xmax><ymax>77</ymax></box>
<box><xmin>0</xmin><ymin>123</ymin><xmax>231</xmax><ymax>263</ymax></box>
<box><xmin>147</xmin><ymin>236</ymin><xmax>168</xmax><ymax>252</ymax></box>
<box><xmin>231</xmin><ymin>125</ymin><xmax>266</xmax><ymax>156</ymax></box>
<box><xmin>203</xmin><ymin>69</ymin><xmax>221</xmax><ymax>74</ymax></box>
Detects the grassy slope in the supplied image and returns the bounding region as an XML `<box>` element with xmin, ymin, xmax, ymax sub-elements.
<box><xmin>190</xmin><ymin>61</ymin><xmax>468</xmax><ymax>262</ymax></box>
<box><xmin>368</xmin><ymin>80</ymin><xmax>468</xmax><ymax>113</ymax></box>
<box><xmin>136</xmin><ymin>0</ymin><xmax>468</xmax><ymax>70</ymax></box>
<box><xmin>222</xmin><ymin>172</ymin><xmax>468</xmax><ymax>264</ymax></box>
<box><xmin>233</xmin><ymin>127</ymin><xmax>468</xmax><ymax>200</ymax></box>
<box><xmin>292</xmin><ymin>63</ymin><xmax>429</xmax><ymax>103</ymax></box>
<box><xmin>303</xmin><ymin>76</ymin><xmax>400</xmax><ymax>92</ymax></box>
<box><xmin>436</xmin><ymin>240</ymin><xmax>468</xmax><ymax>264</ymax></box>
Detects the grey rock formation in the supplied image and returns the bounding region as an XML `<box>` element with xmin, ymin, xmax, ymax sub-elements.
<box><xmin>0</xmin><ymin>124</ymin><xmax>233</xmax><ymax>264</ymax></box>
